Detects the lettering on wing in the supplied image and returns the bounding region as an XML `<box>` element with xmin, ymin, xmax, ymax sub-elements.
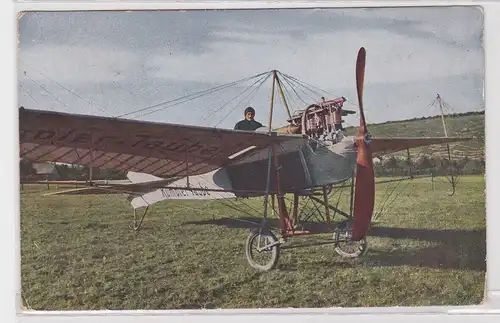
<box><xmin>19</xmin><ymin>128</ymin><xmax>221</xmax><ymax>157</ymax></box>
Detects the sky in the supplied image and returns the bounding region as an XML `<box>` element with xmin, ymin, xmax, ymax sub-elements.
<box><xmin>17</xmin><ymin>7</ymin><xmax>484</xmax><ymax>130</ymax></box>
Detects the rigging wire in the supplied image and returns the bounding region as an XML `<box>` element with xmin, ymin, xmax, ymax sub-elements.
<box><xmin>119</xmin><ymin>72</ymin><xmax>269</xmax><ymax>119</ymax></box>
<box><xmin>441</xmin><ymin>98</ymin><xmax>458</xmax><ymax>114</ymax></box>
<box><xmin>219</xmin><ymin>196</ymin><xmax>263</xmax><ymax>218</ymax></box>
<box><xmin>19</xmin><ymin>84</ymin><xmax>39</xmax><ymax>105</ymax></box>
<box><xmin>279</xmin><ymin>72</ymin><xmax>327</xmax><ymax>102</ymax></box>
<box><xmin>279</xmin><ymin>73</ymin><xmax>319</xmax><ymax>103</ymax></box>
<box><xmin>198</xmin><ymin>72</ymin><xmax>271</xmax><ymax>126</ymax></box>
<box><xmin>371</xmin><ymin>93</ymin><xmax>466</xmax><ymax>218</ymax></box>
<box><xmin>280</xmin><ymin>71</ymin><xmax>360</xmax><ymax>110</ymax></box>
<box><xmin>280</xmin><ymin>72</ymin><xmax>370</xmax><ymax>130</ymax></box>
<box><xmin>275</xmin><ymin>74</ymin><xmax>299</xmax><ymax>114</ymax></box>
<box><xmin>213</xmin><ymin>72</ymin><xmax>273</xmax><ymax>128</ymax></box>
<box><xmin>373</xmin><ymin>145</ymin><xmax>432</xmax><ymax>220</ymax></box>
<box><xmin>176</xmin><ymin>172</ymin><xmax>264</xmax><ymax>218</ymax></box>
<box><xmin>373</xmin><ymin>146</ymin><xmax>452</xmax><ymax>221</ymax></box>
<box><xmin>435</xmin><ymin>96</ymin><xmax>464</xmax><ymax>187</ymax></box>
<box><xmin>20</xmin><ymin>61</ymin><xmax>113</xmax><ymax>116</ymax></box>
<box><xmin>276</xmin><ymin>71</ymin><xmax>311</xmax><ymax>116</ymax></box>
<box><xmin>278</xmin><ymin>73</ymin><xmax>310</xmax><ymax>105</ymax></box>
<box><xmin>281</xmin><ymin>71</ymin><xmax>446</xmax><ymax>137</ymax></box>
<box><xmin>278</xmin><ymin>71</ymin><xmax>415</xmax><ymax>141</ymax></box>
<box><xmin>415</xmin><ymin>97</ymin><xmax>438</xmax><ymax>122</ymax></box>
<box><xmin>280</xmin><ymin>72</ymin><xmax>340</xmax><ymax>99</ymax></box>
<box><xmin>23</xmin><ymin>74</ymin><xmax>77</xmax><ymax>112</ymax></box>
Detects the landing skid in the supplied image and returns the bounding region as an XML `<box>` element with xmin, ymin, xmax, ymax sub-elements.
<box><xmin>132</xmin><ymin>206</ymin><xmax>149</xmax><ymax>231</ymax></box>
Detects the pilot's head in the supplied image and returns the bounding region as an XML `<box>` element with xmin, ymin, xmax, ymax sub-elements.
<box><xmin>244</xmin><ymin>107</ymin><xmax>255</xmax><ymax>121</ymax></box>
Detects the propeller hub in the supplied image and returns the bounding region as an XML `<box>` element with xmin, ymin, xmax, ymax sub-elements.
<box><xmin>364</xmin><ymin>132</ymin><xmax>372</xmax><ymax>144</ymax></box>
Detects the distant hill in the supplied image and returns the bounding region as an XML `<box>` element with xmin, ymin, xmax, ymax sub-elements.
<box><xmin>343</xmin><ymin>110</ymin><xmax>485</xmax><ymax>160</ymax></box>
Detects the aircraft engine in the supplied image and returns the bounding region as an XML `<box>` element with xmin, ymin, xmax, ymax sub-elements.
<box><xmin>276</xmin><ymin>97</ymin><xmax>356</xmax><ymax>142</ymax></box>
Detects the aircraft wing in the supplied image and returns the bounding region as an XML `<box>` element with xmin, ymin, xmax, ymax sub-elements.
<box><xmin>19</xmin><ymin>108</ymin><xmax>303</xmax><ymax>178</ymax></box>
<box><xmin>370</xmin><ymin>136</ymin><xmax>474</xmax><ymax>157</ymax></box>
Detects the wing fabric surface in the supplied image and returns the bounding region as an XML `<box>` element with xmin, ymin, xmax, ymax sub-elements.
<box><xmin>370</xmin><ymin>137</ymin><xmax>472</xmax><ymax>156</ymax></box>
<box><xmin>19</xmin><ymin>108</ymin><xmax>301</xmax><ymax>177</ymax></box>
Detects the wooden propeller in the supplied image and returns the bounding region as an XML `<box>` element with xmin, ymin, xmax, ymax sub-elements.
<box><xmin>351</xmin><ymin>47</ymin><xmax>376</xmax><ymax>241</ymax></box>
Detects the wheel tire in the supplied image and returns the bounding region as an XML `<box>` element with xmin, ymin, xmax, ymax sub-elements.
<box><xmin>245</xmin><ymin>228</ymin><xmax>281</xmax><ymax>271</ymax></box>
<box><xmin>333</xmin><ymin>229</ymin><xmax>368</xmax><ymax>258</ymax></box>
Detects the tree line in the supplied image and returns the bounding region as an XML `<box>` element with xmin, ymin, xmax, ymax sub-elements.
<box><xmin>21</xmin><ymin>154</ymin><xmax>485</xmax><ymax>181</ymax></box>
<box><xmin>374</xmin><ymin>155</ymin><xmax>485</xmax><ymax>177</ymax></box>
<box><xmin>20</xmin><ymin>159</ymin><xmax>127</xmax><ymax>180</ymax></box>
<box><xmin>366</xmin><ymin>110</ymin><xmax>484</xmax><ymax>126</ymax></box>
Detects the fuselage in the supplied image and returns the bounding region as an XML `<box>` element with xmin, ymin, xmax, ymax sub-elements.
<box><xmin>128</xmin><ymin>133</ymin><xmax>359</xmax><ymax>208</ymax></box>
<box><xmin>224</xmin><ymin>133</ymin><xmax>358</xmax><ymax>195</ymax></box>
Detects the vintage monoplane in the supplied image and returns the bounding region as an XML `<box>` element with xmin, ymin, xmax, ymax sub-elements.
<box><xmin>19</xmin><ymin>47</ymin><xmax>471</xmax><ymax>271</ymax></box>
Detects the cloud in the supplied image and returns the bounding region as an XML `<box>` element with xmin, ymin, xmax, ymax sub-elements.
<box><xmin>149</xmin><ymin>27</ymin><xmax>483</xmax><ymax>87</ymax></box>
<box><xmin>18</xmin><ymin>11</ymin><xmax>224</xmax><ymax>54</ymax></box>
<box><xmin>17</xmin><ymin>7</ymin><xmax>484</xmax><ymax>129</ymax></box>
<box><xmin>19</xmin><ymin>44</ymin><xmax>147</xmax><ymax>85</ymax></box>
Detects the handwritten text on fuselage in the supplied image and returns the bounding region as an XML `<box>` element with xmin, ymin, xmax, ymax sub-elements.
<box><xmin>160</xmin><ymin>186</ymin><xmax>211</xmax><ymax>198</ymax></box>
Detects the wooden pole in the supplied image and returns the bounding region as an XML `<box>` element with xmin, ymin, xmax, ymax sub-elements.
<box><xmin>437</xmin><ymin>94</ymin><xmax>449</xmax><ymax>137</ymax></box>
<box><xmin>437</xmin><ymin>94</ymin><xmax>456</xmax><ymax>193</ymax></box>
<box><xmin>275</xmin><ymin>73</ymin><xmax>292</xmax><ymax>120</ymax></box>
<box><xmin>267</xmin><ymin>70</ymin><xmax>277</xmax><ymax>132</ymax></box>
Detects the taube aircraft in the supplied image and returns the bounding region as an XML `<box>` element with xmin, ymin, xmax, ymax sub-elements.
<box><xmin>19</xmin><ymin>47</ymin><xmax>471</xmax><ymax>271</ymax></box>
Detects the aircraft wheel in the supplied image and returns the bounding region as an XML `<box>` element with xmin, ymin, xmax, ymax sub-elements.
<box><xmin>333</xmin><ymin>228</ymin><xmax>368</xmax><ymax>258</ymax></box>
<box><xmin>245</xmin><ymin>228</ymin><xmax>281</xmax><ymax>271</ymax></box>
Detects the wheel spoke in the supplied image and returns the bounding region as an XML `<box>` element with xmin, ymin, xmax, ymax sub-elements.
<box><xmin>333</xmin><ymin>222</ymin><xmax>368</xmax><ymax>258</ymax></box>
<box><xmin>245</xmin><ymin>228</ymin><xmax>281</xmax><ymax>271</ymax></box>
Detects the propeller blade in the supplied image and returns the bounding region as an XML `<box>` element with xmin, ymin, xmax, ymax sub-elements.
<box><xmin>351</xmin><ymin>137</ymin><xmax>375</xmax><ymax>241</ymax></box>
<box><xmin>356</xmin><ymin>47</ymin><xmax>367</xmax><ymax>132</ymax></box>
<box><xmin>351</xmin><ymin>47</ymin><xmax>375</xmax><ymax>241</ymax></box>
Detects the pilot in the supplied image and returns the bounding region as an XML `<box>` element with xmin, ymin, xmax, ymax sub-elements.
<box><xmin>233</xmin><ymin>107</ymin><xmax>264</xmax><ymax>131</ymax></box>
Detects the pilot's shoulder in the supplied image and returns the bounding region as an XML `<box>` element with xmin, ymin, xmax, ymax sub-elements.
<box><xmin>234</xmin><ymin>119</ymin><xmax>245</xmax><ymax>129</ymax></box>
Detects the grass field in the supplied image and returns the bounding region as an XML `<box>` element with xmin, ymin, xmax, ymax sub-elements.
<box><xmin>20</xmin><ymin>175</ymin><xmax>486</xmax><ymax>310</ymax></box>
